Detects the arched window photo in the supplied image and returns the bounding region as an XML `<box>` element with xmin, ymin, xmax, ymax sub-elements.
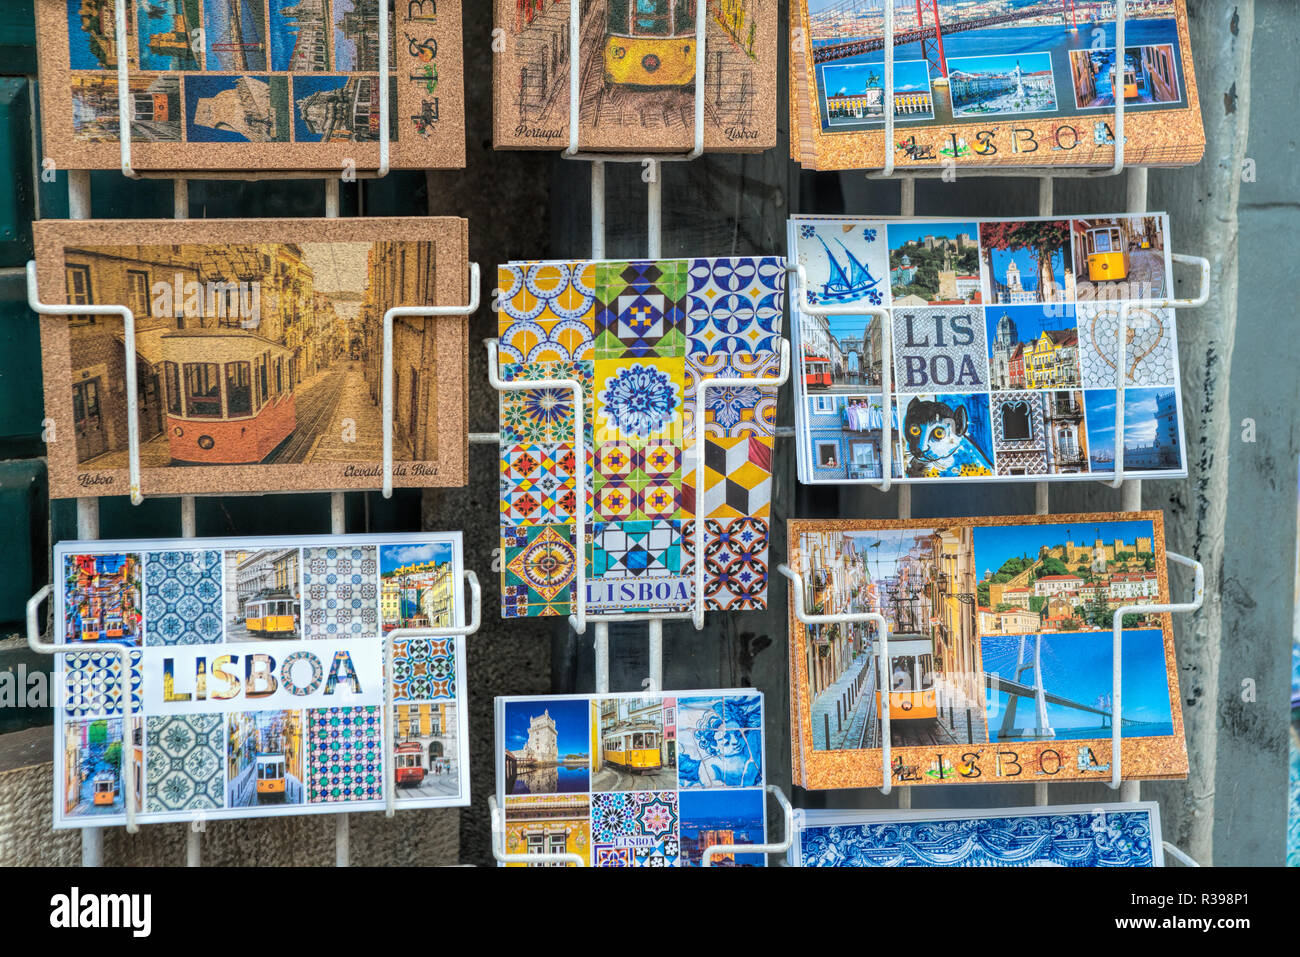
<box><xmin>1001</xmin><ymin>401</ymin><xmax>1032</xmax><ymax>441</ymax></box>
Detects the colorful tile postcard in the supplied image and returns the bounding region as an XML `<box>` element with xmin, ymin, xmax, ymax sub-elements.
<box><xmin>51</xmin><ymin>532</ymin><xmax>470</xmax><ymax>828</ymax></box>
<box><xmin>493</xmin><ymin>0</ymin><xmax>777</xmax><ymax>153</ymax></box>
<box><xmin>791</xmin><ymin>0</ymin><xmax>1204</xmax><ymax>171</ymax></box>
<box><xmin>790</xmin><ymin>803</ymin><xmax>1164</xmax><ymax>867</ymax></box>
<box><xmin>495</xmin><ymin>690</ymin><xmax>767</xmax><ymax>866</ymax></box>
<box><xmin>497</xmin><ymin>257</ymin><xmax>784</xmax><ymax>619</ymax></box>
<box><xmin>786</xmin><ymin>512</ymin><xmax>1188</xmax><ymax>791</ymax></box>
<box><xmin>36</xmin><ymin>0</ymin><xmax>465</xmax><ymax>171</ymax></box>
<box><xmin>35</xmin><ymin>216</ymin><xmax>470</xmax><ymax>498</ymax></box>
<box><xmin>789</xmin><ymin>214</ymin><xmax>1186</xmax><ymax>485</ymax></box>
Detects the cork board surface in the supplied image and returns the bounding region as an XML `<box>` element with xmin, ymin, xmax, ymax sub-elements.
<box><xmin>792</xmin><ymin>0</ymin><xmax>1205</xmax><ymax>171</ymax></box>
<box><xmin>493</xmin><ymin>0</ymin><xmax>777</xmax><ymax>153</ymax></box>
<box><xmin>36</xmin><ymin>216</ymin><xmax>470</xmax><ymax>498</ymax></box>
<box><xmin>36</xmin><ymin>0</ymin><xmax>465</xmax><ymax>172</ymax></box>
<box><xmin>786</xmin><ymin>511</ymin><xmax>1189</xmax><ymax>790</ymax></box>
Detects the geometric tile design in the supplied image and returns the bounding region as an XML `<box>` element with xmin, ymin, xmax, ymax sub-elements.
<box><xmin>392</xmin><ymin>636</ymin><xmax>457</xmax><ymax>703</ymax></box>
<box><xmin>700</xmin><ymin>436</ymin><xmax>773</xmax><ymax>519</ymax></box>
<box><xmin>502</xmin><ymin>523</ymin><xmax>578</xmax><ymax>618</ymax></box>
<box><xmin>499</xmin><ymin>256</ymin><xmax>784</xmax><ymax>617</ymax></box>
<box><xmin>145</xmin><ymin>714</ymin><xmax>224</xmax><ymax>813</ymax></box>
<box><xmin>498</xmin><ymin>262</ymin><xmax>596</xmax><ymax>364</ymax></box>
<box><xmin>500</xmin><ymin>443</ymin><xmax>578</xmax><ymax>525</ymax></box>
<box><xmin>144</xmin><ymin>550</ymin><xmax>223</xmax><ymax>646</ymax></box>
<box><xmin>595</xmin><ymin>260</ymin><xmax>687</xmax><ymax>359</ymax></box>
<box><xmin>307</xmin><ymin>706</ymin><xmax>383</xmax><ymax>804</ymax></box>
<box><xmin>682</xmin><ymin>518</ymin><xmax>771</xmax><ymax>612</ymax></box>
<box><xmin>592</xmin><ymin>790</ymin><xmax>681</xmax><ymax>867</ymax></box>
<box><xmin>64</xmin><ymin>649</ymin><xmax>143</xmax><ymax>717</ymax></box>
<box><xmin>302</xmin><ymin>546</ymin><xmax>378</xmax><ymax>639</ymax></box>
<box><xmin>686</xmin><ymin>256</ymin><xmax>784</xmax><ymax>356</ymax></box>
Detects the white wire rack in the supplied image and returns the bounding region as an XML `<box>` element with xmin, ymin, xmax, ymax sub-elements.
<box><xmin>26</xmin><ymin>583</ymin><xmax>141</xmax><ymax>834</ymax></box>
<box><xmin>777</xmin><ymin>563</ymin><xmax>893</xmax><ymax>795</ymax></box>
<box><xmin>25</xmin><ymin>257</ymin><xmax>480</xmax><ymax>506</ymax></box>
<box><xmin>787</xmin><ymin>249</ymin><xmax>1212</xmax><ymax>490</ymax></box>
<box><xmin>383</xmin><ymin>570</ymin><xmax>482</xmax><ymax>816</ymax></box>
<box><xmin>111</xmin><ymin>0</ymin><xmax>391</xmax><ymax>180</ymax></box>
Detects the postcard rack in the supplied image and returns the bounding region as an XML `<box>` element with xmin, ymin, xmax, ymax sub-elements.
<box><xmin>108</xmin><ymin>0</ymin><xmax>393</xmax><ymax>181</ymax></box>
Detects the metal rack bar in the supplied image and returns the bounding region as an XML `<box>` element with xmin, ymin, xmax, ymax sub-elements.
<box><xmin>701</xmin><ymin>785</ymin><xmax>794</xmax><ymax>866</ymax></box>
<box><xmin>788</xmin><ymin>264</ymin><xmax>894</xmax><ymax>491</ymax></box>
<box><xmin>1109</xmin><ymin>550</ymin><xmax>1203</xmax><ymax>789</ymax></box>
<box><xmin>1106</xmin><ymin>254</ymin><xmax>1211</xmax><ymax>489</ymax></box>
<box><xmin>1162</xmin><ymin>841</ymin><xmax>1201</xmax><ymax>867</ymax></box>
<box><xmin>562</xmin><ymin>0</ymin><xmax>706</xmax><ymax>163</ymax></box>
<box><xmin>383</xmin><ymin>570</ymin><xmax>481</xmax><ymax>817</ymax></box>
<box><xmin>777</xmin><ymin>564</ymin><xmax>892</xmax><ymax>796</ymax></box>
<box><xmin>488</xmin><ymin>794</ymin><xmax>586</xmax><ymax>866</ymax></box>
<box><xmin>691</xmin><ymin>339</ymin><xmax>791</xmax><ymax>629</ymax></box>
<box><xmin>865</xmin><ymin>0</ymin><xmax>1128</xmax><ymax>178</ymax></box>
<box><xmin>113</xmin><ymin>0</ymin><xmax>391</xmax><ymax>179</ymax></box>
<box><xmin>27</xmin><ymin>585</ymin><xmax>140</xmax><ymax>834</ymax></box>
<box><xmin>379</xmin><ymin>262</ymin><xmax>482</xmax><ymax>498</ymax></box>
<box><xmin>26</xmin><ymin>261</ymin><xmax>143</xmax><ymax>506</ymax></box>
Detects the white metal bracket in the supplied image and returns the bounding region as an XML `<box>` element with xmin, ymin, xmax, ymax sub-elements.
<box><xmin>488</xmin><ymin>793</ymin><xmax>587</xmax><ymax>866</ymax></box>
<box><xmin>701</xmin><ymin>784</ymin><xmax>795</xmax><ymax>866</ymax></box>
<box><xmin>382</xmin><ymin>262</ymin><xmax>482</xmax><ymax>497</ymax></box>
<box><xmin>27</xmin><ymin>584</ymin><xmax>140</xmax><ymax>834</ymax></box>
<box><xmin>777</xmin><ymin>563</ymin><xmax>892</xmax><ymax>795</ymax></box>
<box><xmin>1108</xmin><ymin>550</ymin><xmax>1203</xmax><ymax>789</ymax></box>
<box><xmin>113</xmin><ymin>0</ymin><xmax>390</xmax><ymax>180</ymax></box>
<box><xmin>383</xmin><ymin>570</ymin><xmax>481</xmax><ymax>817</ymax></box>
<box><xmin>26</xmin><ymin>260</ymin><xmax>143</xmax><ymax>506</ymax></box>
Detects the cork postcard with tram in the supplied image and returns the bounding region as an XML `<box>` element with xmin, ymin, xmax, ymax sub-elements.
<box><xmin>36</xmin><ymin>0</ymin><xmax>465</xmax><ymax>171</ymax></box>
<box><xmin>785</xmin><ymin>512</ymin><xmax>1188</xmax><ymax>791</ymax></box>
<box><xmin>493</xmin><ymin>0</ymin><xmax>778</xmax><ymax>153</ymax></box>
<box><xmin>791</xmin><ymin>0</ymin><xmax>1205</xmax><ymax>171</ymax></box>
<box><xmin>34</xmin><ymin>216</ymin><xmax>470</xmax><ymax>499</ymax></box>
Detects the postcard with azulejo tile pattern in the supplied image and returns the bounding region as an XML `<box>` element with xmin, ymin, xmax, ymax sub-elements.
<box><xmin>496</xmin><ymin>257</ymin><xmax>785</xmax><ymax>619</ymax></box>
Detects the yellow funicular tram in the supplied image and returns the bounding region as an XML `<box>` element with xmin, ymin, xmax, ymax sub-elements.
<box><xmin>91</xmin><ymin>771</ymin><xmax>118</xmax><ymax>806</ymax></box>
<box><xmin>255</xmin><ymin>754</ymin><xmax>287</xmax><ymax>800</ymax></box>
<box><xmin>601</xmin><ymin>724</ymin><xmax>663</xmax><ymax>774</ymax></box>
<box><xmin>875</xmin><ymin>633</ymin><xmax>938</xmax><ymax>722</ymax></box>
<box><xmin>243</xmin><ymin>595</ymin><xmax>299</xmax><ymax>638</ymax></box>
<box><xmin>604</xmin><ymin>0</ymin><xmax>697</xmax><ymax>87</ymax></box>
<box><xmin>1082</xmin><ymin>224</ymin><xmax>1131</xmax><ymax>282</ymax></box>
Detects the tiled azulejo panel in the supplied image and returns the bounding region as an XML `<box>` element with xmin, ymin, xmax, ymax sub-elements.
<box><xmin>498</xmin><ymin>258</ymin><xmax>785</xmax><ymax>618</ymax></box>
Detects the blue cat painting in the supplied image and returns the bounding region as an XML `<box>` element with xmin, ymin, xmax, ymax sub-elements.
<box><xmin>903</xmin><ymin>397</ymin><xmax>994</xmax><ymax>478</ymax></box>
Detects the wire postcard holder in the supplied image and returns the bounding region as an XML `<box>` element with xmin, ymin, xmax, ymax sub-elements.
<box><xmin>110</xmin><ymin>0</ymin><xmax>392</xmax><ymax>180</ymax></box>
<box><xmin>787</xmin><ymin>251</ymin><xmax>1213</xmax><ymax>490</ymax></box>
<box><xmin>864</xmin><ymin>0</ymin><xmax>1131</xmax><ymax>180</ymax></box>
<box><xmin>25</xmin><ymin>259</ymin><xmax>481</xmax><ymax>506</ymax></box>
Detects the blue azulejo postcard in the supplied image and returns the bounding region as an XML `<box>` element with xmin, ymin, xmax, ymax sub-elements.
<box><xmin>51</xmin><ymin>532</ymin><xmax>470</xmax><ymax>829</ymax></box>
<box><xmin>495</xmin><ymin>689</ymin><xmax>767</xmax><ymax>866</ymax></box>
<box><xmin>790</xmin><ymin>803</ymin><xmax>1164</xmax><ymax>867</ymax></box>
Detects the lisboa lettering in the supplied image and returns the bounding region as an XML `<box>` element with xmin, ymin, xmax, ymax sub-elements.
<box><xmin>585</xmin><ymin>579</ymin><xmax>691</xmax><ymax>606</ymax></box>
<box><xmin>143</xmin><ymin>639</ymin><xmax>381</xmax><ymax>715</ymax></box>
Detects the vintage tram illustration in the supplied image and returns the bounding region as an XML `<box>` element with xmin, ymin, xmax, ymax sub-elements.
<box><xmin>498</xmin><ymin>0</ymin><xmax>773</xmax><ymax>150</ymax></box>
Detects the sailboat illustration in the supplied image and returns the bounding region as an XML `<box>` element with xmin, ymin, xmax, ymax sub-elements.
<box><xmin>817</xmin><ymin>235</ymin><xmax>883</xmax><ymax>303</ymax></box>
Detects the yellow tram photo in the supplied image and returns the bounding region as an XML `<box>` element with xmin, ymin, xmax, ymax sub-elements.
<box><xmin>604</xmin><ymin>0</ymin><xmax>697</xmax><ymax>87</ymax></box>
<box><xmin>1082</xmin><ymin>225</ymin><xmax>1131</xmax><ymax>282</ymax></box>
<box><xmin>876</xmin><ymin>634</ymin><xmax>938</xmax><ymax>722</ymax></box>
<box><xmin>91</xmin><ymin>771</ymin><xmax>118</xmax><ymax>807</ymax></box>
<box><xmin>601</xmin><ymin>725</ymin><xmax>663</xmax><ymax>774</ymax></box>
<box><xmin>255</xmin><ymin>754</ymin><xmax>287</xmax><ymax>800</ymax></box>
<box><xmin>243</xmin><ymin>596</ymin><xmax>299</xmax><ymax>638</ymax></box>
